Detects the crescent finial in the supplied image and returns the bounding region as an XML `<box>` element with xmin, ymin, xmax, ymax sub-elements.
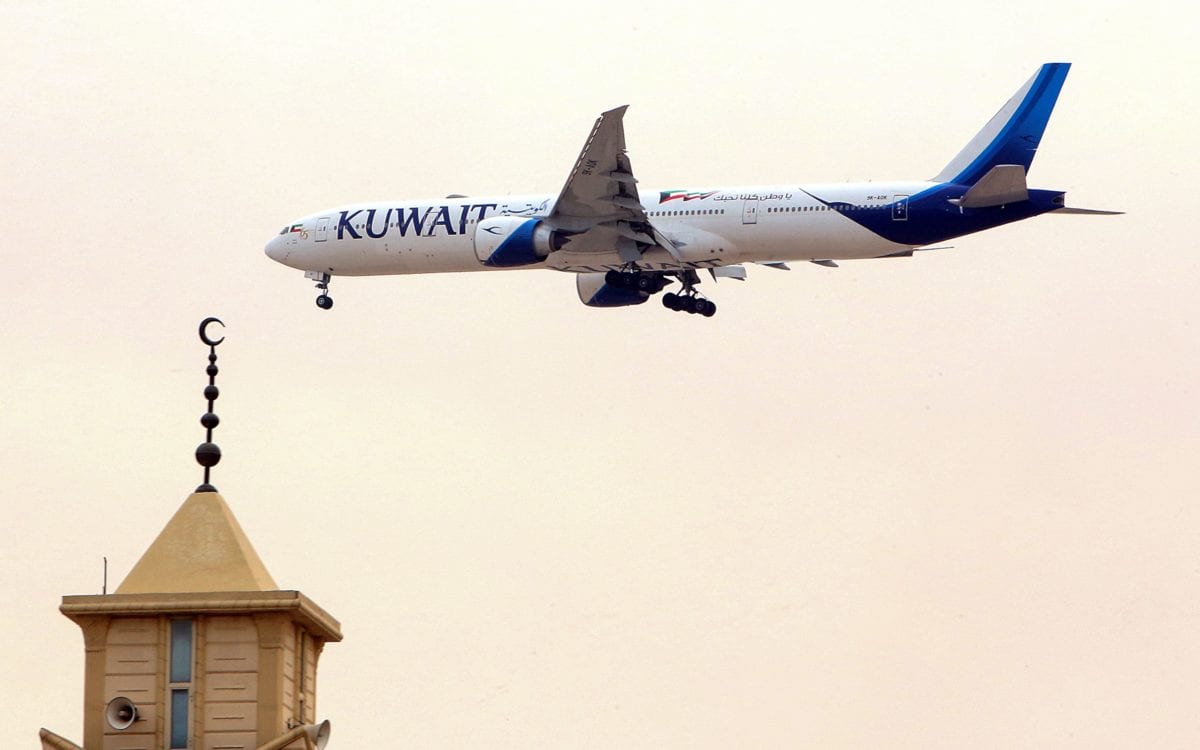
<box><xmin>199</xmin><ymin>317</ymin><xmax>225</xmax><ymax>347</ymax></box>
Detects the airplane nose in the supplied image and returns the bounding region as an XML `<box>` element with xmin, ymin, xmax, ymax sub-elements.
<box><xmin>265</xmin><ymin>235</ymin><xmax>284</xmax><ymax>262</ymax></box>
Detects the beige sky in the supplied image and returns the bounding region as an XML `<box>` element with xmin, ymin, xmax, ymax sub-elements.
<box><xmin>3</xmin><ymin>1</ymin><xmax>1198</xmax><ymax>747</ymax></box>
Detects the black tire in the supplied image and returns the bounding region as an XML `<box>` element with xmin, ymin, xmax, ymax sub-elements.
<box><xmin>636</xmin><ymin>274</ymin><xmax>653</xmax><ymax>291</ymax></box>
<box><xmin>680</xmin><ymin>296</ymin><xmax>697</xmax><ymax>314</ymax></box>
<box><xmin>662</xmin><ymin>293</ymin><xmax>679</xmax><ymax>310</ymax></box>
<box><xmin>316</xmin><ymin>295</ymin><xmax>333</xmax><ymax>310</ymax></box>
<box><xmin>700</xmin><ymin>299</ymin><xmax>716</xmax><ymax>317</ymax></box>
<box><xmin>605</xmin><ymin>270</ymin><xmax>622</xmax><ymax>286</ymax></box>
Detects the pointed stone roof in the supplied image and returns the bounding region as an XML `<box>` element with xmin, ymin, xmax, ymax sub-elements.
<box><xmin>116</xmin><ymin>491</ymin><xmax>278</xmax><ymax>594</ymax></box>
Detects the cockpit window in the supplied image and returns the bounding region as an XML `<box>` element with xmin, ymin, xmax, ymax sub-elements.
<box><xmin>279</xmin><ymin>227</ymin><xmax>289</xmax><ymax>235</ymax></box>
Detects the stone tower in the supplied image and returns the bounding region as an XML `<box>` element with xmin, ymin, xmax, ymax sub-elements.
<box><xmin>40</xmin><ymin>320</ymin><xmax>341</xmax><ymax>750</ymax></box>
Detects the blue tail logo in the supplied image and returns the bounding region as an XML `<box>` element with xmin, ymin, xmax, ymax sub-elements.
<box><xmin>934</xmin><ymin>62</ymin><xmax>1071</xmax><ymax>186</ymax></box>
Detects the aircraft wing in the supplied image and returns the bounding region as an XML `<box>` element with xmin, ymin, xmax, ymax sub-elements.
<box><xmin>549</xmin><ymin>106</ymin><xmax>676</xmax><ymax>262</ymax></box>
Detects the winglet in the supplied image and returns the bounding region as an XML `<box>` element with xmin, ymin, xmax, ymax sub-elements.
<box><xmin>934</xmin><ymin>63</ymin><xmax>1071</xmax><ymax>185</ymax></box>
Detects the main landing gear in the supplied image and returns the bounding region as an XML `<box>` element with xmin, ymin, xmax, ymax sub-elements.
<box><xmin>662</xmin><ymin>269</ymin><xmax>716</xmax><ymax>317</ymax></box>
<box><xmin>605</xmin><ymin>269</ymin><xmax>668</xmax><ymax>294</ymax></box>
<box><xmin>605</xmin><ymin>268</ymin><xmax>718</xmax><ymax>317</ymax></box>
<box><xmin>306</xmin><ymin>271</ymin><xmax>333</xmax><ymax>310</ymax></box>
<box><xmin>662</xmin><ymin>292</ymin><xmax>716</xmax><ymax>317</ymax></box>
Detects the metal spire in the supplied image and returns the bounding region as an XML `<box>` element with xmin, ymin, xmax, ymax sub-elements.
<box><xmin>195</xmin><ymin>317</ymin><xmax>224</xmax><ymax>493</ymax></box>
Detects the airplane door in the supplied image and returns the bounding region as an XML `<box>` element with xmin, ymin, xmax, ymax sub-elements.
<box><xmin>892</xmin><ymin>196</ymin><xmax>909</xmax><ymax>221</ymax></box>
<box><xmin>316</xmin><ymin>216</ymin><xmax>330</xmax><ymax>242</ymax></box>
<box><xmin>742</xmin><ymin>198</ymin><xmax>759</xmax><ymax>225</ymax></box>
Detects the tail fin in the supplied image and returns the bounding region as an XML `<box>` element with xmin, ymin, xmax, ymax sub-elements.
<box><xmin>933</xmin><ymin>62</ymin><xmax>1071</xmax><ymax>185</ymax></box>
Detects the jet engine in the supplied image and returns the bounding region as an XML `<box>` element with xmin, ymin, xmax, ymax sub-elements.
<box><xmin>473</xmin><ymin>216</ymin><xmax>566</xmax><ymax>267</ymax></box>
<box><xmin>576</xmin><ymin>272</ymin><xmax>650</xmax><ymax>308</ymax></box>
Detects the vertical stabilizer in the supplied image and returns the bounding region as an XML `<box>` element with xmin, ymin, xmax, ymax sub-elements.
<box><xmin>934</xmin><ymin>63</ymin><xmax>1071</xmax><ymax>185</ymax></box>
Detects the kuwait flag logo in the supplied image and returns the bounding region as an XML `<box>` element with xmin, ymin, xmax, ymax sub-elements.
<box><xmin>659</xmin><ymin>189</ymin><xmax>717</xmax><ymax>204</ymax></box>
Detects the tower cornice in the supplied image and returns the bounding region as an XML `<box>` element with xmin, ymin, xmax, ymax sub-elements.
<box><xmin>60</xmin><ymin>590</ymin><xmax>342</xmax><ymax>642</ymax></box>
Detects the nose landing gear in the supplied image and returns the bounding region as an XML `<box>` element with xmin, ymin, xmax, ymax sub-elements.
<box><xmin>305</xmin><ymin>271</ymin><xmax>333</xmax><ymax>310</ymax></box>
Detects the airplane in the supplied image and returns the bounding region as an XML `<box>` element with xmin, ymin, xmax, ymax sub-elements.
<box><xmin>265</xmin><ymin>62</ymin><xmax>1118</xmax><ymax>317</ymax></box>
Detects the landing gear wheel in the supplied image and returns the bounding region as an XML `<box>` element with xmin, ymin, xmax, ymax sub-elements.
<box><xmin>699</xmin><ymin>299</ymin><xmax>717</xmax><ymax>317</ymax></box>
<box><xmin>662</xmin><ymin>292</ymin><xmax>680</xmax><ymax>310</ymax></box>
<box><xmin>306</xmin><ymin>271</ymin><xmax>334</xmax><ymax>310</ymax></box>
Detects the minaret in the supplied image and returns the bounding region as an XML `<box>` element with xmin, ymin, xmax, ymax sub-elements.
<box><xmin>41</xmin><ymin>319</ymin><xmax>342</xmax><ymax>750</ymax></box>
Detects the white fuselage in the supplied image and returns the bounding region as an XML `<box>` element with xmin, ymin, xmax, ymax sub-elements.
<box><xmin>265</xmin><ymin>182</ymin><xmax>932</xmax><ymax>277</ymax></box>
<box><xmin>265</xmin><ymin>65</ymin><xmax>1109</xmax><ymax>315</ymax></box>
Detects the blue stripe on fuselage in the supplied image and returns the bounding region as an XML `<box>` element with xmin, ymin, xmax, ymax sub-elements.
<box><xmin>806</xmin><ymin>187</ymin><xmax>1065</xmax><ymax>247</ymax></box>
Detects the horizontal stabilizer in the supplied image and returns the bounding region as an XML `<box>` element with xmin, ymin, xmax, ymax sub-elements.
<box><xmin>959</xmin><ymin>164</ymin><xmax>1028</xmax><ymax>208</ymax></box>
<box><xmin>1053</xmin><ymin>206</ymin><xmax>1124</xmax><ymax>215</ymax></box>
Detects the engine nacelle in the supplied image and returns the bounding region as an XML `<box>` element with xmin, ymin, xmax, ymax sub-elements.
<box><xmin>575</xmin><ymin>272</ymin><xmax>649</xmax><ymax>308</ymax></box>
<box><xmin>474</xmin><ymin>216</ymin><xmax>564</xmax><ymax>267</ymax></box>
